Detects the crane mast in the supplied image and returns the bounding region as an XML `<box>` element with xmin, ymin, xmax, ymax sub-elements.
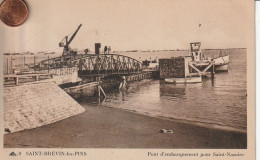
<box><xmin>59</xmin><ymin>24</ymin><xmax>82</xmax><ymax>56</ymax></box>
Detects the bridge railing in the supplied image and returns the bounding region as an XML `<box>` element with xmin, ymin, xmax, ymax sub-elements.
<box><xmin>33</xmin><ymin>54</ymin><xmax>143</xmax><ymax>75</ymax></box>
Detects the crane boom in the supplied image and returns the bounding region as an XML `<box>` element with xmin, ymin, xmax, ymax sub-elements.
<box><xmin>67</xmin><ymin>24</ymin><xmax>82</xmax><ymax>46</ymax></box>
<box><xmin>60</xmin><ymin>24</ymin><xmax>82</xmax><ymax>56</ymax></box>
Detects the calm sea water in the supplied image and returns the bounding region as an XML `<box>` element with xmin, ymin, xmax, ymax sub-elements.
<box><xmin>99</xmin><ymin>49</ymin><xmax>247</xmax><ymax>132</ymax></box>
<box><xmin>4</xmin><ymin>49</ymin><xmax>247</xmax><ymax>132</ymax></box>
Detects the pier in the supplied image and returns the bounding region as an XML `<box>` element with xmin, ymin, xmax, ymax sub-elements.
<box><xmin>2</xmin><ymin>26</ymin><xmax>224</xmax><ymax>135</ymax></box>
<box><xmin>3</xmin><ymin>48</ymin><xmax>246</xmax><ymax>150</ymax></box>
<box><xmin>3</xmin><ymin>52</ymin><xmax>153</xmax><ymax>133</ymax></box>
<box><xmin>4</xmin><ymin>73</ymin><xmax>51</xmax><ymax>85</ymax></box>
<box><xmin>1</xmin><ymin>0</ymin><xmax>249</xmax><ymax>150</ymax></box>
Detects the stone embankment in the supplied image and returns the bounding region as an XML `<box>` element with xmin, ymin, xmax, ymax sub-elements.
<box><xmin>4</xmin><ymin>82</ymin><xmax>85</xmax><ymax>133</ymax></box>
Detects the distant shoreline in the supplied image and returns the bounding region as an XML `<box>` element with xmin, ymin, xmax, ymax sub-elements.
<box><xmin>3</xmin><ymin>48</ymin><xmax>247</xmax><ymax>56</ymax></box>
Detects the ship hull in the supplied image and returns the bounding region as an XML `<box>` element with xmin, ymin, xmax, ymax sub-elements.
<box><xmin>165</xmin><ymin>76</ymin><xmax>202</xmax><ymax>84</ymax></box>
<box><xmin>214</xmin><ymin>55</ymin><xmax>229</xmax><ymax>72</ymax></box>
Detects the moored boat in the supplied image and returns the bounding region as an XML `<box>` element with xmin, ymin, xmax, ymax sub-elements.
<box><xmin>189</xmin><ymin>42</ymin><xmax>230</xmax><ymax>72</ymax></box>
<box><xmin>213</xmin><ymin>54</ymin><xmax>229</xmax><ymax>72</ymax></box>
<box><xmin>142</xmin><ymin>58</ymin><xmax>159</xmax><ymax>71</ymax></box>
<box><xmin>165</xmin><ymin>76</ymin><xmax>202</xmax><ymax>84</ymax></box>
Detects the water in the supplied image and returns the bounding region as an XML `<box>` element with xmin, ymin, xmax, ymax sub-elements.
<box><xmin>97</xmin><ymin>49</ymin><xmax>247</xmax><ymax>132</ymax></box>
<box><xmin>4</xmin><ymin>49</ymin><xmax>247</xmax><ymax>132</ymax></box>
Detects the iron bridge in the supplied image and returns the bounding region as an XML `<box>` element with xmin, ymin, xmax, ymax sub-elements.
<box><xmin>34</xmin><ymin>54</ymin><xmax>143</xmax><ymax>75</ymax></box>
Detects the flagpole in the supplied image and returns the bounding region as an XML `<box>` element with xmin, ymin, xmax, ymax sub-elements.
<box><xmin>199</xmin><ymin>24</ymin><xmax>201</xmax><ymax>42</ymax></box>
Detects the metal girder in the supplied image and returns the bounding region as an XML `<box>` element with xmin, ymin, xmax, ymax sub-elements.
<box><xmin>33</xmin><ymin>54</ymin><xmax>143</xmax><ymax>75</ymax></box>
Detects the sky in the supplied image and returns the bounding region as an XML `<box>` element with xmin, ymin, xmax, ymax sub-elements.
<box><xmin>0</xmin><ymin>0</ymin><xmax>252</xmax><ymax>53</ymax></box>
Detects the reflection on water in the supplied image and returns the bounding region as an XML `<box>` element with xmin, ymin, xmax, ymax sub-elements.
<box><xmin>79</xmin><ymin>49</ymin><xmax>247</xmax><ymax>132</ymax></box>
<box><xmin>159</xmin><ymin>82</ymin><xmax>186</xmax><ymax>98</ymax></box>
<box><xmin>99</xmin><ymin>78</ymin><xmax>246</xmax><ymax>132</ymax></box>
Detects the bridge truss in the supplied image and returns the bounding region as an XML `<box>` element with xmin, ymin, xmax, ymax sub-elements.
<box><xmin>34</xmin><ymin>54</ymin><xmax>143</xmax><ymax>75</ymax></box>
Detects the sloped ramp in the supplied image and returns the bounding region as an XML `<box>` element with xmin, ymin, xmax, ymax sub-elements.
<box><xmin>4</xmin><ymin>82</ymin><xmax>85</xmax><ymax>133</ymax></box>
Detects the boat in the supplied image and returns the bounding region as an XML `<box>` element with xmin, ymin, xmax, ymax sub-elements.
<box><xmin>212</xmin><ymin>50</ymin><xmax>229</xmax><ymax>71</ymax></box>
<box><xmin>189</xmin><ymin>42</ymin><xmax>229</xmax><ymax>72</ymax></box>
<box><xmin>159</xmin><ymin>42</ymin><xmax>225</xmax><ymax>84</ymax></box>
<box><xmin>142</xmin><ymin>58</ymin><xmax>159</xmax><ymax>71</ymax></box>
<box><xmin>165</xmin><ymin>76</ymin><xmax>202</xmax><ymax>84</ymax></box>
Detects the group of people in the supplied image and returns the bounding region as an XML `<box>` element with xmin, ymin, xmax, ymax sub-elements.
<box><xmin>104</xmin><ymin>46</ymin><xmax>111</xmax><ymax>54</ymax></box>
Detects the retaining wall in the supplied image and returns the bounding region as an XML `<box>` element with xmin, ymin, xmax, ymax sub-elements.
<box><xmin>4</xmin><ymin>82</ymin><xmax>85</xmax><ymax>133</ymax></box>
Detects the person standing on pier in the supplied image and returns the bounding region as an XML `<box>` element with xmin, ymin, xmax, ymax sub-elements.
<box><xmin>104</xmin><ymin>46</ymin><xmax>108</xmax><ymax>54</ymax></box>
<box><xmin>108</xmin><ymin>46</ymin><xmax>111</xmax><ymax>54</ymax></box>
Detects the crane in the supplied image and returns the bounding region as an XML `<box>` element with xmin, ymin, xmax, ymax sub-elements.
<box><xmin>59</xmin><ymin>24</ymin><xmax>82</xmax><ymax>56</ymax></box>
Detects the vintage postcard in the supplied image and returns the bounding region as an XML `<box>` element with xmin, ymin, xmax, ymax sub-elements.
<box><xmin>0</xmin><ymin>0</ymin><xmax>255</xmax><ymax>159</ymax></box>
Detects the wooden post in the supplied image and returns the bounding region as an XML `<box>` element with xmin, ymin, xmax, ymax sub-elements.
<box><xmin>35</xmin><ymin>75</ymin><xmax>39</xmax><ymax>82</ymax></box>
<box><xmin>11</xmin><ymin>56</ymin><xmax>13</xmax><ymax>74</ymax></box>
<box><xmin>211</xmin><ymin>61</ymin><xmax>215</xmax><ymax>80</ymax></box>
<box><xmin>70</xmin><ymin>55</ymin><xmax>71</xmax><ymax>68</ymax></box>
<box><xmin>98</xmin><ymin>85</ymin><xmax>101</xmax><ymax>97</ymax></box>
<box><xmin>97</xmin><ymin>94</ymin><xmax>101</xmax><ymax>106</ymax></box>
<box><xmin>34</xmin><ymin>55</ymin><xmax>36</xmax><ymax>73</ymax></box>
<box><xmin>96</xmin><ymin>77</ymin><xmax>101</xmax><ymax>97</ymax></box>
<box><xmin>6</xmin><ymin>58</ymin><xmax>9</xmax><ymax>74</ymax></box>
<box><xmin>60</xmin><ymin>57</ymin><xmax>62</xmax><ymax>75</ymax></box>
<box><xmin>100</xmin><ymin>86</ymin><xmax>106</xmax><ymax>98</ymax></box>
<box><xmin>213</xmin><ymin>62</ymin><xmax>215</xmax><ymax>74</ymax></box>
<box><xmin>48</xmin><ymin>55</ymin><xmax>49</xmax><ymax>73</ymax></box>
<box><xmin>24</xmin><ymin>56</ymin><xmax>26</xmax><ymax>66</ymax></box>
<box><xmin>98</xmin><ymin>77</ymin><xmax>101</xmax><ymax>98</ymax></box>
<box><xmin>15</xmin><ymin>77</ymin><xmax>19</xmax><ymax>85</ymax></box>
